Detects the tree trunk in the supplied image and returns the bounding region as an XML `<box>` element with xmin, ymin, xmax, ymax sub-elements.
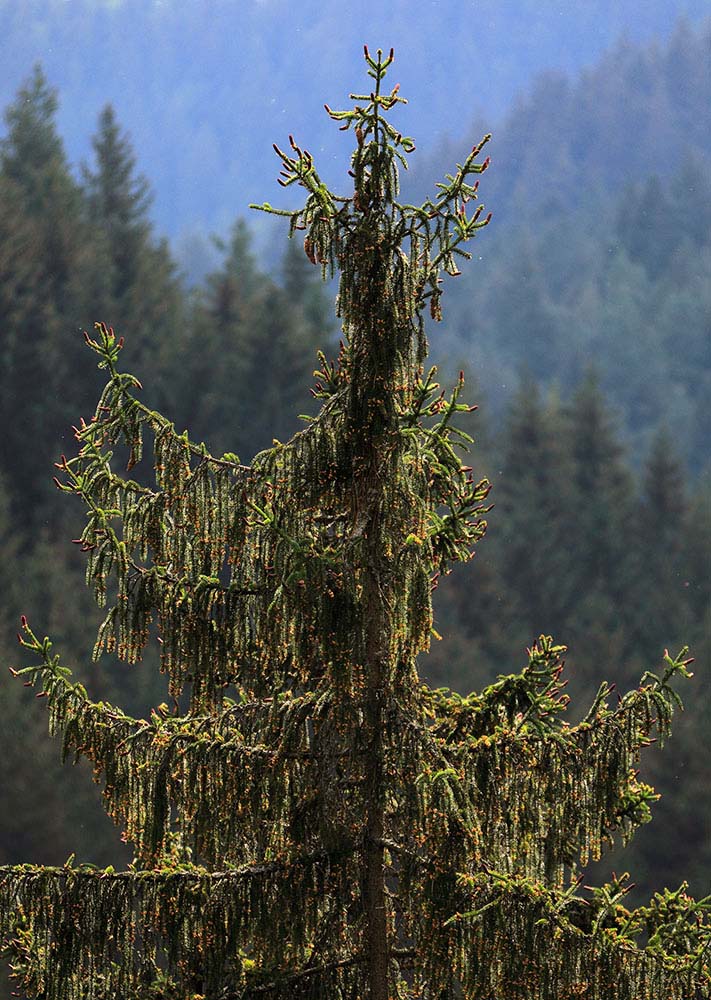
<box><xmin>363</xmin><ymin>630</ymin><xmax>389</xmax><ymax>1000</ymax></box>
<box><xmin>359</xmin><ymin>454</ymin><xmax>393</xmax><ymax>1000</ymax></box>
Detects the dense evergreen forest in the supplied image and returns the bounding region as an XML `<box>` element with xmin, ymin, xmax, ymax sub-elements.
<box><xmin>0</xmin><ymin>17</ymin><xmax>708</xmax><ymax>985</ymax></box>
<box><xmin>2</xmin><ymin>1</ymin><xmax>710</xmax><ymax>243</ymax></box>
<box><xmin>413</xmin><ymin>15</ymin><xmax>711</xmax><ymax>472</ymax></box>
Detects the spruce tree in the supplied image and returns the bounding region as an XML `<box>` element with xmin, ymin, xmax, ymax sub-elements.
<box><xmin>82</xmin><ymin>103</ymin><xmax>183</xmax><ymax>401</ymax></box>
<box><xmin>494</xmin><ymin>376</ymin><xmax>578</xmax><ymax>640</ymax></box>
<box><xmin>2</xmin><ymin>48</ymin><xmax>710</xmax><ymax>1000</ymax></box>
<box><xmin>632</xmin><ymin>428</ymin><xmax>688</xmax><ymax>654</ymax></box>
<box><xmin>176</xmin><ymin>219</ymin><xmax>330</xmax><ymax>460</ymax></box>
<box><xmin>83</xmin><ymin>105</ymin><xmax>153</xmax><ymax>294</ymax></box>
<box><xmin>0</xmin><ymin>66</ymin><xmax>95</xmax><ymax>525</ymax></box>
<box><xmin>566</xmin><ymin>371</ymin><xmax>633</xmax><ymax>583</ymax></box>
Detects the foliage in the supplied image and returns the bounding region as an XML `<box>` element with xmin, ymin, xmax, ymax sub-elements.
<box><xmin>406</xmin><ymin>20</ymin><xmax>711</xmax><ymax>471</ymax></box>
<box><xmin>435</xmin><ymin>154</ymin><xmax>711</xmax><ymax>472</ymax></box>
<box><xmin>1</xmin><ymin>49</ymin><xmax>710</xmax><ymax>999</ymax></box>
<box><xmin>170</xmin><ymin>219</ymin><xmax>333</xmax><ymax>462</ymax></box>
<box><xmin>0</xmin><ymin>66</ymin><xmax>98</xmax><ymax>525</ymax></box>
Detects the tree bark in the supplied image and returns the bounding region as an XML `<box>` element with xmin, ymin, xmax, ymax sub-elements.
<box><xmin>363</xmin><ymin>644</ymin><xmax>389</xmax><ymax>1000</ymax></box>
<box><xmin>359</xmin><ymin>460</ymin><xmax>392</xmax><ymax>1000</ymax></box>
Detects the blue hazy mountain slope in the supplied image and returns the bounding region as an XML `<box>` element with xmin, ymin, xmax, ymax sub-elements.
<box><xmin>405</xmin><ymin>16</ymin><xmax>711</xmax><ymax>227</ymax></box>
<box><xmin>1</xmin><ymin>0</ymin><xmax>709</xmax><ymax>243</ymax></box>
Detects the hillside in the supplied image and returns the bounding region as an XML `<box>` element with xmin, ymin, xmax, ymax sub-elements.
<box><xmin>411</xmin><ymin>19</ymin><xmax>711</xmax><ymax>471</ymax></box>
<box><xmin>1</xmin><ymin>1</ymin><xmax>709</xmax><ymax>243</ymax></box>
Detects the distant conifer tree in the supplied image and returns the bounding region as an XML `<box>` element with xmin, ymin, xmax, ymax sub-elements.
<box><xmin>1</xmin><ymin>48</ymin><xmax>709</xmax><ymax>1000</ymax></box>
<box><xmin>82</xmin><ymin>103</ymin><xmax>183</xmax><ymax>401</ymax></box>
<box><xmin>0</xmin><ymin>65</ymin><xmax>96</xmax><ymax>525</ymax></box>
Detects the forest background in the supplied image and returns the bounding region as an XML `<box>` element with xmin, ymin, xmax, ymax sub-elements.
<box><xmin>0</xmin><ymin>3</ymin><xmax>709</xmax><ymax>985</ymax></box>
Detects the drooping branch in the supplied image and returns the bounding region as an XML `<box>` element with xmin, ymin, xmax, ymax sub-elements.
<box><xmin>405</xmin><ymin>867</ymin><xmax>711</xmax><ymax>999</ymax></box>
<box><xmin>13</xmin><ymin>624</ymin><xmax>366</xmax><ymax>867</ymax></box>
<box><xmin>390</xmin><ymin>642</ymin><xmax>694</xmax><ymax>882</ymax></box>
<box><xmin>0</xmin><ymin>855</ymin><xmax>360</xmax><ymax>1000</ymax></box>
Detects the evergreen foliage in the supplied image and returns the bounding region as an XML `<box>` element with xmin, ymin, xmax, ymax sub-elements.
<box><xmin>439</xmin><ymin>161</ymin><xmax>711</xmax><ymax>472</ymax></box>
<box><xmin>172</xmin><ymin>220</ymin><xmax>331</xmax><ymax>461</ymax></box>
<box><xmin>493</xmin><ymin>378</ymin><xmax>577</xmax><ymax>641</ymax></box>
<box><xmin>0</xmin><ymin>66</ymin><xmax>97</xmax><ymax>525</ymax></box>
<box><xmin>1</xmin><ymin>49</ymin><xmax>710</xmax><ymax>1000</ymax></box>
<box><xmin>82</xmin><ymin>103</ymin><xmax>184</xmax><ymax>409</ymax></box>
